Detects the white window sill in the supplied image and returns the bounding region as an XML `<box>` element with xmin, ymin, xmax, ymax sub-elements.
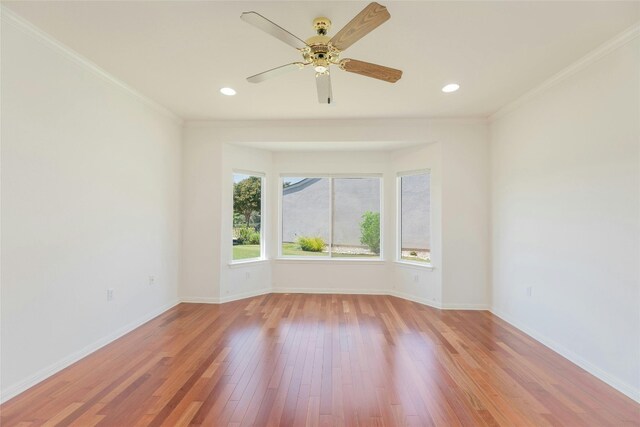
<box><xmin>228</xmin><ymin>259</ymin><xmax>269</xmax><ymax>268</ymax></box>
<box><xmin>275</xmin><ymin>257</ymin><xmax>386</xmax><ymax>265</ymax></box>
<box><xmin>393</xmin><ymin>260</ymin><xmax>435</xmax><ymax>271</ymax></box>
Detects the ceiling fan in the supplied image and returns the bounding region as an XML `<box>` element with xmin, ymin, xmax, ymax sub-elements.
<box><xmin>240</xmin><ymin>2</ymin><xmax>403</xmax><ymax>104</ymax></box>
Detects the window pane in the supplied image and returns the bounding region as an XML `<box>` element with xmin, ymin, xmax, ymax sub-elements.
<box><xmin>400</xmin><ymin>173</ymin><xmax>431</xmax><ymax>263</ymax></box>
<box><xmin>332</xmin><ymin>178</ymin><xmax>381</xmax><ymax>258</ymax></box>
<box><xmin>282</xmin><ymin>177</ymin><xmax>330</xmax><ymax>257</ymax></box>
<box><xmin>232</xmin><ymin>173</ymin><xmax>262</xmax><ymax>260</ymax></box>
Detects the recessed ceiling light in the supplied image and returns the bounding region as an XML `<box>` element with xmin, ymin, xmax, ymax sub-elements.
<box><xmin>442</xmin><ymin>83</ymin><xmax>460</xmax><ymax>93</ymax></box>
<box><xmin>220</xmin><ymin>87</ymin><xmax>236</xmax><ymax>96</ymax></box>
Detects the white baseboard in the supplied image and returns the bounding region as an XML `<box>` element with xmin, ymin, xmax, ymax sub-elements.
<box><xmin>185</xmin><ymin>287</ymin><xmax>488</xmax><ymax>313</ymax></box>
<box><xmin>490</xmin><ymin>307</ymin><xmax>640</xmax><ymax>403</ymax></box>
<box><xmin>386</xmin><ymin>290</ymin><xmax>489</xmax><ymax>310</ymax></box>
<box><xmin>181</xmin><ymin>288</ymin><xmax>272</xmax><ymax>304</ymax></box>
<box><xmin>271</xmin><ymin>287</ymin><xmax>387</xmax><ymax>295</ymax></box>
<box><xmin>218</xmin><ymin>288</ymin><xmax>272</xmax><ymax>303</ymax></box>
<box><xmin>441</xmin><ymin>302</ymin><xmax>490</xmax><ymax>310</ymax></box>
<box><xmin>179</xmin><ymin>296</ymin><xmax>219</xmax><ymax>304</ymax></box>
<box><xmin>0</xmin><ymin>299</ymin><xmax>181</xmax><ymax>404</ymax></box>
<box><xmin>387</xmin><ymin>290</ymin><xmax>441</xmax><ymax>309</ymax></box>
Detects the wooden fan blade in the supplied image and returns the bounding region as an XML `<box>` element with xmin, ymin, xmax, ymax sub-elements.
<box><xmin>247</xmin><ymin>62</ymin><xmax>307</xmax><ymax>83</ymax></box>
<box><xmin>316</xmin><ymin>72</ymin><xmax>333</xmax><ymax>104</ymax></box>
<box><xmin>241</xmin><ymin>12</ymin><xmax>308</xmax><ymax>50</ymax></box>
<box><xmin>329</xmin><ymin>2</ymin><xmax>390</xmax><ymax>51</ymax></box>
<box><xmin>340</xmin><ymin>59</ymin><xmax>402</xmax><ymax>83</ymax></box>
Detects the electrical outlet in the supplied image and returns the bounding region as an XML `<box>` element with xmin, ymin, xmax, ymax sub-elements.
<box><xmin>413</xmin><ymin>274</ymin><xmax>419</xmax><ymax>283</ymax></box>
<box><xmin>148</xmin><ymin>275</ymin><xmax>156</xmax><ymax>286</ymax></box>
<box><xmin>107</xmin><ymin>288</ymin><xmax>114</xmax><ymax>301</ymax></box>
<box><xmin>246</xmin><ymin>272</ymin><xmax>251</xmax><ymax>280</ymax></box>
<box><xmin>526</xmin><ymin>286</ymin><xmax>533</xmax><ymax>297</ymax></box>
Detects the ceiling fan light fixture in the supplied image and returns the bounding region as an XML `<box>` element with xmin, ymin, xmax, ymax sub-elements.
<box><xmin>314</xmin><ymin>65</ymin><xmax>328</xmax><ymax>73</ymax></box>
<box><xmin>442</xmin><ymin>83</ymin><xmax>460</xmax><ymax>93</ymax></box>
<box><xmin>220</xmin><ymin>87</ymin><xmax>237</xmax><ymax>96</ymax></box>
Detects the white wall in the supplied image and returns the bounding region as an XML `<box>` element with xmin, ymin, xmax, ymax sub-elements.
<box><xmin>1</xmin><ymin>15</ymin><xmax>182</xmax><ymax>401</ymax></box>
<box><xmin>389</xmin><ymin>122</ymin><xmax>490</xmax><ymax>309</ymax></box>
<box><xmin>180</xmin><ymin>126</ymin><xmax>223</xmax><ymax>302</ymax></box>
<box><xmin>391</xmin><ymin>143</ymin><xmax>443</xmax><ymax>306</ymax></box>
<box><xmin>438</xmin><ymin>123</ymin><xmax>491</xmax><ymax>308</ymax></box>
<box><xmin>181</xmin><ymin>130</ymin><xmax>275</xmax><ymax>303</ymax></box>
<box><xmin>219</xmin><ymin>144</ymin><xmax>273</xmax><ymax>301</ymax></box>
<box><xmin>180</xmin><ymin>119</ymin><xmax>490</xmax><ymax>307</ymax></box>
<box><xmin>490</xmin><ymin>37</ymin><xmax>640</xmax><ymax>400</ymax></box>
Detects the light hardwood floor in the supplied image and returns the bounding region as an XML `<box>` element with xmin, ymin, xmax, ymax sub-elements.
<box><xmin>1</xmin><ymin>294</ymin><xmax>639</xmax><ymax>426</ymax></box>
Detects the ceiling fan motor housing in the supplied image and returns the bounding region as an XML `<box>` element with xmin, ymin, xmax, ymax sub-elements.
<box><xmin>312</xmin><ymin>17</ymin><xmax>331</xmax><ymax>35</ymax></box>
<box><xmin>304</xmin><ymin>17</ymin><xmax>341</xmax><ymax>72</ymax></box>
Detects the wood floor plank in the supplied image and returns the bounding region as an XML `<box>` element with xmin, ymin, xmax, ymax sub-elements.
<box><xmin>1</xmin><ymin>295</ymin><xmax>638</xmax><ymax>426</ymax></box>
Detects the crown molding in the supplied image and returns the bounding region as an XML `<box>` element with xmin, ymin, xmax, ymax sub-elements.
<box><xmin>490</xmin><ymin>23</ymin><xmax>640</xmax><ymax>122</ymax></box>
<box><xmin>184</xmin><ymin>116</ymin><xmax>488</xmax><ymax>129</ymax></box>
<box><xmin>1</xmin><ymin>5</ymin><xmax>184</xmax><ymax>125</ymax></box>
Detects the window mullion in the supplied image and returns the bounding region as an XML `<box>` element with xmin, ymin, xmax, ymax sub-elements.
<box><xmin>329</xmin><ymin>177</ymin><xmax>333</xmax><ymax>258</ymax></box>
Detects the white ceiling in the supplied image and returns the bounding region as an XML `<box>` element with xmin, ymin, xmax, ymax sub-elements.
<box><xmin>4</xmin><ymin>1</ymin><xmax>639</xmax><ymax>121</ymax></box>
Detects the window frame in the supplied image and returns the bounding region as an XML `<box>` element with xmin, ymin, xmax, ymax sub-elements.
<box><xmin>230</xmin><ymin>170</ymin><xmax>266</xmax><ymax>264</ymax></box>
<box><xmin>396</xmin><ymin>169</ymin><xmax>432</xmax><ymax>267</ymax></box>
<box><xmin>278</xmin><ymin>173</ymin><xmax>384</xmax><ymax>261</ymax></box>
